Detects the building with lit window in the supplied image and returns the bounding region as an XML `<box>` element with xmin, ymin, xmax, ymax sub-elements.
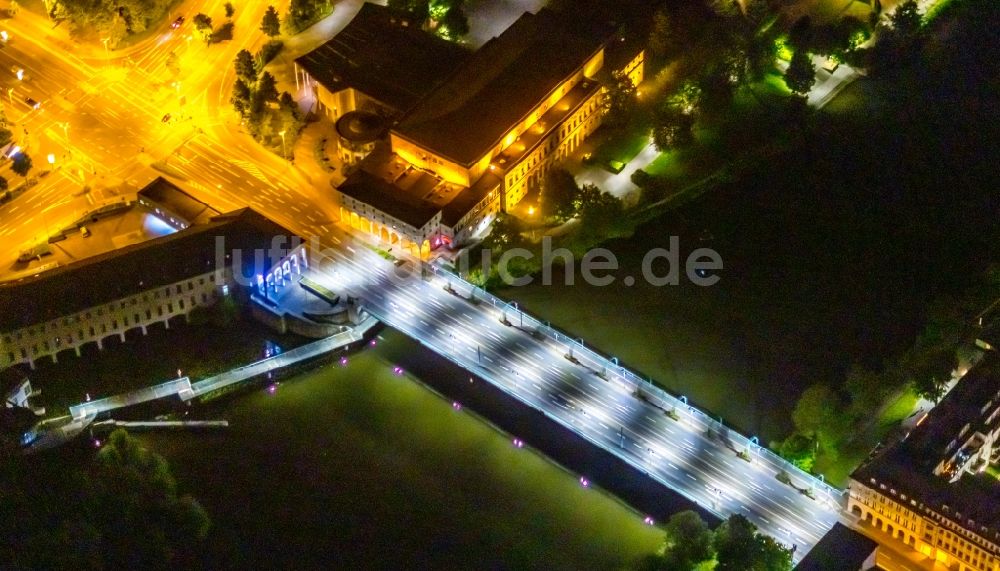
<box><xmin>296</xmin><ymin>3</ymin><xmax>645</xmax><ymax>255</ymax></box>
<box><xmin>0</xmin><ymin>206</ymin><xmax>296</xmax><ymax>371</ymax></box>
<box><xmin>848</xmin><ymin>352</ymin><xmax>1000</xmax><ymax>571</ymax></box>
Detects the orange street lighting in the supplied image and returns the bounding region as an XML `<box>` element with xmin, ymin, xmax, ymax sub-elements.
<box><xmin>528</xmin><ymin>206</ymin><xmax>535</xmax><ymax>215</ymax></box>
<box><xmin>47</xmin><ymin>153</ymin><xmax>55</xmax><ymax>164</ymax></box>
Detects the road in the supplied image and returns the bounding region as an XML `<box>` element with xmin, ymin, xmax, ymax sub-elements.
<box><xmin>297</xmin><ymin>240</ymin><xmax>843</xmax><ymax>560</ymax></box>
<box><xmin>0</xmin><ymin>0</ymin><xmax>348</xmax><ymax>271</ymax></box>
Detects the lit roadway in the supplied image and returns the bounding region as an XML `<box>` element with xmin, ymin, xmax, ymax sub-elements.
<box><xmin>302</xmin><ymin>241</ymin><xmax>843</xmax><ymax>560</ymax></box>
<box><xmin>0</xmin><ymin>0</ymin><xmax>350</xmax><ymax>271</ymax></box>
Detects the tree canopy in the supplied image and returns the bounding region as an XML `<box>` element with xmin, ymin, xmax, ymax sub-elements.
<box><xmin>715</xmin><ymin>514</ymin><xmax>792</xmax><ymax>571</ymax></box>
<box><xmin>784</xmin><ymin>50</ymin><xmax>816</xmax><ymax>95</ymax></box>
<box><xmin>540</xmin><ymin>168</ymin><xmax>579</xmax><ymax>220</ymax></box>
<box><xmin>261</xmin><ymin>5</ymin><xmax>281</xmax><ymax>37</ymax></box>
<box><xmin>11</xmin><ymin>152</ymin><xmax>32</xmax><ymax>178</ymax></box>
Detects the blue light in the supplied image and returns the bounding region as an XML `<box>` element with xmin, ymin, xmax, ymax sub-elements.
<box><xmin>143</xmin><ymin>213</ymin><xmax>178</xmax><ymax>237</ymax></box>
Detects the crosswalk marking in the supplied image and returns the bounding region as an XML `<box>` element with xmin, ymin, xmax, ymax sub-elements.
<box><xmin>229</xmin><ymin>159</ymin><xmax>270</xmax><ymax>185</ymax></box>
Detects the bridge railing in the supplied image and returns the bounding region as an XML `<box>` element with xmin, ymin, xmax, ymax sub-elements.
<box><xmin>426</xmin><ymin>261</ymin><xmax>844</xmax><ymax>499</ymax></box>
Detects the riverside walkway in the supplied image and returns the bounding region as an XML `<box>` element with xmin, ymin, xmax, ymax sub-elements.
<box><xmin>68</xmin><ymin>316</ymin><xmax>379</xmax><ymax>420</ymax></box>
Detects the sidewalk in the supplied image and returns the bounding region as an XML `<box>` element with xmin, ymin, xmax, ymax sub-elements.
<box><xmin>291</xmin><ymin>119</ymin><xmax>343</xmax><ymax>186</ymax></box>
<box><xmin>570</xmin><ymin>139</ymin><xmax>658</xmax><ymax>200</ymax></box>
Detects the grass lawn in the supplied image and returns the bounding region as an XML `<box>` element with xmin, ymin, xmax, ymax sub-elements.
<box><xmin>591</xmin><ymin>119</ymin><xmax>652</xmax><ymax>173</ymax></box>
<box><xmin>815</xmin><ymin>390</ymin><xmax>919</xmax><ymax>486</ymax></box>
<box><xmin>144</xmin><ymin>331</ymin><xmax>663</xmax><ymax>570</ymax></box>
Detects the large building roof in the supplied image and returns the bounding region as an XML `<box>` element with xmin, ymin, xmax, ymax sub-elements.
<box><xmin>337</xmin><ymin>168</ymin><xmax>441</xmax><ymax>230</ymax></box>
<box><xmin>0</xmin><ymin>209</ymin><xmax>296</xmax><ymax>331</ymax></box>
<box><xmin>294</xmin><ymin>3</ymin><xmax>470</xmax><ymax>113</ymax></box>
<box><xmin>853</xmin><ymin>352</ymin><xmax>1000</xmax><ymax>535</ymax></box>
<box><xmin>393</xmin><ymin>9</ymin><xmax>606</xmax><ymax>165</ymax></box>
<box><xmin>138</xmin><ymin>177</ymin><xmax>220</xmax><ymax>225</ymax></box>
<box><xmin>794</xmin><ymin>523</ymin><xmax>877</xmax><ymax>571</ymax></box>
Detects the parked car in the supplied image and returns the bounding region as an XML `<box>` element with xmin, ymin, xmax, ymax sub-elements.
<box><xmin>171</xmin><ymin>16</ymin><xmax>185</xmax><ymax>29</ymax></box>
<box><xmin>24</xmin><ymin>97</ymin><xmax>39</xmax><ymax>109</ymax></box>
<box><xmin>161</xmin><ymin>113</ymin><xmax>172</xmax><ymax>123</ymax></box>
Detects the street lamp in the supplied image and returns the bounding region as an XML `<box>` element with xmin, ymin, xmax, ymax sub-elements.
<box><xmin>47</xmin><ymin>154</ymin><xmax>55</xmax><ymax>164</ymax></box>
<box><xmin>100</xmin><ymin>37</ymin><xmax>110</xmax><ymax>60</ymax></box>
<box><xmin>57</xmin><ymin>122</ymin><xmax>69</xmax><ymax>143</ymax></box>
<box><xmin>278</xmin><ymin>129</ymin><xmax>287</xmax><ymax>158</ymax></box>
<box><xmin>6</xmin><ymin>87</ymin><xmax>12</xmax><ymax>105</ymax></box>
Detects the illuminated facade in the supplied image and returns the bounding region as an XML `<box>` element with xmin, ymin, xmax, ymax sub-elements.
<box><xmin>0</xmin><ymin>207</ymin><xmax>295</xmax><ymax>371</ymax></box>
<box><xmin>299</xmin><ymin>3</ymin><xmax>644</xmax><ymax>255</ymax></box>
<box><xmin>848</xmin><ymin>354</ymin><xmax>1000</xmax><ymax>571</ymax></box>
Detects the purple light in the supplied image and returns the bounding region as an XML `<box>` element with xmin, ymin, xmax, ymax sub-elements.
<box><xmin>340</xmin><ymin>356</ymin><xmax>348</xmax><ymax>366</ymax></box>
<box><xmin>393</xmin><ymin>366</ymin><xmax>403</xmax><ymax>375</ymax></box>
<box><xmin>267</xmin><ymin>384</ymin><xmax>277</xmax><ymax>394</ymax></box>
<box><xmin>93</xmin><ymin>439</ymin><xmax>102</xmax><ymax>447</ymax></box>
<box><xmin>513</xmin><ymin>438</ymin><xmax>524</xmax><ymax>448</ymax></box>
<box><xmin>580</xmin><ymin>477</ymin><xmax>589</xmax><ymax>487</ymax></box>
<box><xmin>369</xmin><ymin>339</ymin><xmax>377</xmax><ymax>347</ymax></box>
<box><xmin>644</xmin><ymin>516</ymin><xmax>655</xmax><ymax>525</ymax></box>
<box><xmin>452</xmin><ymin>401</ymin><xmax>462</xmax><ymax>410</ymax></box>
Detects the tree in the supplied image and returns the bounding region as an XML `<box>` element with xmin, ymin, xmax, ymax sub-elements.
<box><xmin>482</xmin><ymin>213</ymin><xmax>525</xmax><ymax>251</ymax></box>
<box><xmin>791</xmin><ymin>384</ymin><xmax>846</xmax><ymax>451</ymax></box>
<box><xmin>87</xmin><ymin>430</ymin><xmax>210</xmax><ymax>569</ymax></box>
<box><xmin>909</xmin><ymin>349</ymin><xmax>956</xmax><ymax>402</ymax></box>
<box><xmin>890</xmin><ymin>0</ymin><xmax>923</xmax><ymax>38</ymax></box>
<box><xmin>777</xmin><ymin>432</ymin><xmax>816</xmax><ymax>472</ymax></box>
<box><xmin>193</xmin><ymin>13</ymin><xmax>213</xmax><ymax>42</ymax></box>
<box><xmin>261</xmin><ymin>5</ymin><xmax>281</xmax><ymax>37</ymax></box>
<box><xmin>278</xmin><ymin>91</ymin><xmax>302</xmax><ymax>125</ymax></box>
<box><xmin>648</xmin><ymin>10</ymin><xmax>675</xmax><ymax>59</ymax></box>
<box><xmin>602</xmin><ymin>69</ymin><xmax>636</xmax><ymax>127</ymax></box>
<box><xmin>388</xmin><ymin>0</ymin><xmax>430</xmax><ymax>22</ymax></box>
<box><xmin>438</xmin><ymin>2</ymin><xmax>469</xmax><ymax>39</ymax></box>
<box><xmin>234</xmin><ymin>49</ymin><xmax>257</xmax><ymax>82</ymax></box>
<box><xmin>715</xmin><ymin>514</ymin><xmax>792</xmax><ymax>571</ymax></box>
<box><xmin>708</xmin><ymin>0</ymin><xmax>743</xmax><ymax>18</ymax></box>
<box><xmin>224</xmin><ymin>1</ymin><xmax>235</xmax><ymax>18</ymax></box>
<box><xmin>106</xmin><ymin>14</ymin><xmax>129</xmax><ymax>48</ymax></box>
<box><xmin>283</xmin><ymin>0</ymin><xmax>320</xmax><ymax>34</ymax></box>
<box><xmin>0</xmin><ymin>175</ymin><xmax>7</xmax><ymax>192</ymax></box>
<box><xmin>666</xmin><ymin>81</ymin><xmax>702</xmax><ymax>115</ymax></box>
<box><xmin>257</xmin><ymin>71</ymin><xmax>279</xmax><ymax>103</ymax></box>
<box><xmin>11</xmin><ymin>152</ymin><xmax>32</xmax><ymax>179</ymax></box>
<box><xmin>0</xmin><ymin>126</ymin><xmax>12</xmax><ymax>148</ymax></box>
<box><xmin>231</xmin><ymin>78</ymin><xmax>252</xmax><ymax>118</ymax></box>
<box><xmin>784</xmin><ymin>50</ymin><xmax>815</xmax><ymax>95</ymax></box>
<box><xmin>576</xmin><ymin>184</ymin><xmax>624</xmax><ymax>239</ymax></box>
<box><xmin>652</xmin><ymin>107</ymin><xmax>695</xmax><ymax>152</ymax></box>
<box><xmin>844</xmin><ymin>363</ymin><xmax>893</xmax><ymax>416</ymax></box>
<box><xmin>661</xmin><ymin>510</ymin><xmax>715</xmax><ymax>570</ymax></box>
<box><xmin>540</xmin><ymin>168</ymin><xmax>578</xmax><ymax>220</ymax></box>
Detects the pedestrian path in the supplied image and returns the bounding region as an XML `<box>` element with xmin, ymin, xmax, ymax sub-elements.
<box><xmin>66</xmin><ymin>316</ymin><xmax>379</xmax><ymax>421</ymax></box>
